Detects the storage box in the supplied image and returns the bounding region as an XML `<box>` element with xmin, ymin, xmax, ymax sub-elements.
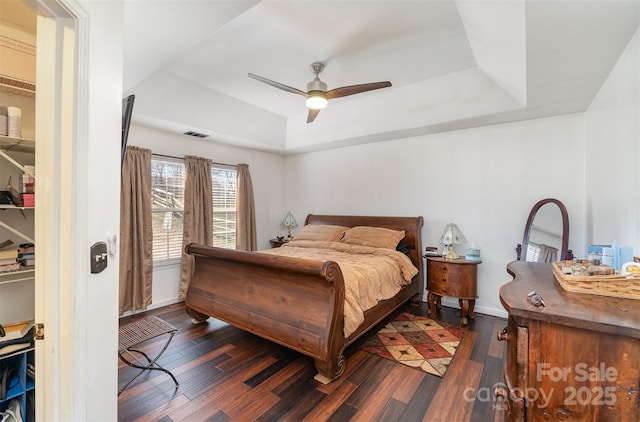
<box><xmin>22</xmin><ymin>193</ymin><xmax>34</xmax><ymax>207</ymax></box>
<box><xmin>465</xmin><ymin>248</ymin><xmax>481</xmax><ymax>261</ymax></box>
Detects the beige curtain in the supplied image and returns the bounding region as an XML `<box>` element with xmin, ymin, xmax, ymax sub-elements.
<box><xmin>235</xmin><ymin>163</ymin><xmax>256</xmax><ymax>251</ymax></box>
<box><xmin>119</xmin><ymin>146</ymin><xmax>153</xmax><ymax>315</ymax></box>
<box><xmin>178</xmin><ymin>155</ymin><xmax>213</xmax><ymax>299</ymax></box>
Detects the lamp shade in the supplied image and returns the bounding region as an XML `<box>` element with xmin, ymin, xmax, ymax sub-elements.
<box><xmin>282</xmin><ymin>211</ymin><xmax>297</xmax><ymax>229</ymax></box>
<box><xmin>282</xmin><ymin>211</ymin><xmax>298</xmax><ymax>239</ymax></box>
<box><xmin>439</xmin><ymin>223</ymin><xmax>467</xmax><ymax>259</ymax></box>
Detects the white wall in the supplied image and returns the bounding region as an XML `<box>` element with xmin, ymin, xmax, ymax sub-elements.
<box><xmin>128</xmin><ymin>124</ymin><xmax>286</xmax><ymax>309</ymax></box>
<box><xmin>284</xmin><ymin>114</ymin><xmax>586</xmax><ymax>317</ymax></box>
<box><xmin>585</xmin><ymin>27</ymin><xmax>640</xmax><ymax>255</ymax></box>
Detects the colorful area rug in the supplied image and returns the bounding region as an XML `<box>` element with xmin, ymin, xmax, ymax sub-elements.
<box><xmin>360</xmin><ymin>312</ymin><xmax>466</xmax><ymax>377</ymax></box>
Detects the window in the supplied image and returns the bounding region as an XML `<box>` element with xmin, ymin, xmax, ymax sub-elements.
<box><xmin>151</xmin><ymin>158</ymin><xmax>185</xmax><ymax>261</ymax></box>
<box><xmin>526</xmin><ymin>241</ymin><xmax>541</xmax><ymax>262</ymax></box>
<box><xmin>151</xmin><ymin>157</ymin><xmax>237</xmax><ymax>262</ymax></box>
<box><xmin>211</xmin><ymin>166</ymin><xmax>237</xmax><ymax>248</ymax></box>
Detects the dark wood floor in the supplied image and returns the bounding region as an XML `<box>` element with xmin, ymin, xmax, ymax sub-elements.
<box><xmin>118</xmin><ymin>302</ymin><xmax>508</xmax><ymax>422</ymax></box>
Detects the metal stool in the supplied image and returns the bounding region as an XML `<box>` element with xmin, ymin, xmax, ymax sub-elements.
<box><xmin>118</xmin><ymin>316</ymin><xmax>179</xmax><ymax>395</ymax></box>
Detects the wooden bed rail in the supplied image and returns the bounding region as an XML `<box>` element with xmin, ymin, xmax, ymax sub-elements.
<box><xmin>184</xmin><ymin>243</ymin><xmax>348</xmax><ymax>382</ymax></box>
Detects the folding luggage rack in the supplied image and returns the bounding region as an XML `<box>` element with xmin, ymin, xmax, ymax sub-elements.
<box><xmin>117</xmin><ymin>316</ymin><xmax>179</xmax><ymax>395</ymax></box>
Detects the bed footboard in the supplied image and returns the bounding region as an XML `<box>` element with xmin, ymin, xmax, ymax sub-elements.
<box><xmin>184</xmin><ymin>243</ymin><xmax>348</xmax><ymax>383</ymax></box>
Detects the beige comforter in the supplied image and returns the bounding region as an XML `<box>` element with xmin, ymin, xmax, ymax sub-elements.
<box><xmin>259</xmin><ymin>240</ymin><xmax>418</xmax><ymax>337</ymax></box>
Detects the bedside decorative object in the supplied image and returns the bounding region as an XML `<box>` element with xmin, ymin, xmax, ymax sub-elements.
<box><xmin>465</xmin><ymin>247</ymin><xmax>481</xmax><ymax>261</ymax></box>
<box><xmin>282</xmin><ymin>211</ymin><xmax>298</xmax><ymax>240</ymax></box>
<box><xmin>438</xmin><ymin>223</ymin><xmax>466</xmax><ymax>259</ymax></box>
<box><xmin>425</xmin><ymin>255</ymin><xmax>481</xmax><ymax>326</ymax></box>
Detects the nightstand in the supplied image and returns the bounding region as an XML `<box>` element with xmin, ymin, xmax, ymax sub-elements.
<box><xmin>424</xmin><ymin>255</ymin><xmax>482</xmax><ymax>326</ymax></box>
<box><xmin>269</xmin><ymin>238</ymin><xmax>289</xmax><ymax>248</ymax></box>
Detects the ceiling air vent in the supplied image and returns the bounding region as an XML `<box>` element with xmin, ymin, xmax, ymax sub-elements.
<box><xmin>183</xmin><ymin>131</ymin><xmax>209</xmax><ymax>138</ymax></box>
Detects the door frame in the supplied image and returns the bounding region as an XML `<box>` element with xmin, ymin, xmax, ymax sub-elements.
<box><xmin>28</xmin><ymin>0</ymin><xmax>117</xmax><ymax>420</ymax></box>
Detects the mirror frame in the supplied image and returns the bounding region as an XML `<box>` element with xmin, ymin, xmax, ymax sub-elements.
<box><xmin>517</xmin><ymin>198</ymin><xmax>570</xmax><ymax>261</ymax></box>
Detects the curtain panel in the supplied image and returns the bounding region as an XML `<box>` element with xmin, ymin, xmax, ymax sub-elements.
<box><xmin>236</xmin><ymin>163</ymin><xmax>257</xmax><ymax>251</ymax></box>
<box><xmin>119</xmin><ymin>146</ymin><xmax>153</xmax><ymax>315</ymax></box>
<box><xmin>178</xmin><ymin>156</ymin><xmax>213</xmax><ymax>299</ymax></box>
<box><xmin>538</xmin><ymin>244</ymin><xmax>558</xmax><ymax>263</ymax></box>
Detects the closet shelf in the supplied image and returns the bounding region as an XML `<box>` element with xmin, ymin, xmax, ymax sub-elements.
<box><xmin>0</xmin><ymin>75</ymin><xmax>36</xmax><ymax>98</ymax></box>
<box><xmin>0</xmin><ymin>268</ymin><xmax>35</xmax><ymax>285</ymax></box>
<box><xmin>0</xmin><ymin>135</ymin><xmax>35</xmax><ymax>153</ymax></box>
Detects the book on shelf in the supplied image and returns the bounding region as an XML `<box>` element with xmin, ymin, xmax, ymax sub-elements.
<box><xmin>0</xmin><ymin>319</ymin><xmax>34</xmax><ymax>342</ymax></box>
<box><xmin>0</xmin><ymin>246</ymin><xmax>18</xmax><ymax>260</ymax></box>
<box><xmin>18</xmin><ymin>243</ymin><xmax>34</xmax><ymax>254</ymax></box>
<box><xmin>0</xmin><ymin>262</ymin><xmax>22</xmax><ymax>272</ymax></box>
<box><xmin>0</xmin><ymin>257</ymin><xmax>17</xmax><ymax>266</ymax></box>
<box><xmin>17</xmin><ymin>244</ymin><xmax>34</xmax><ymax>265</ymax></box>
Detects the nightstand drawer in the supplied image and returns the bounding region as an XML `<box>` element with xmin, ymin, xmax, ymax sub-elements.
<box><xmin>428</xmin><ymin>262</ymin><xmax>462</xmax><ymax>283</ymax></box>
<box><xmin>428</xmin><ymin>278</ymin><xmax>462</xmax><ymax>297</ymax></box>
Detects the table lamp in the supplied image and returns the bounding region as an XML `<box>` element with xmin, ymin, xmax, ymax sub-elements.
<box><xmin>439</xmin><ymin>223</ymin><xmax>467</xmax><ymax>259</ymax></box>
<box><xmin>282</xmin><ymin>211</ymin><xmax>298</xmax><ymax>240</ymax></box>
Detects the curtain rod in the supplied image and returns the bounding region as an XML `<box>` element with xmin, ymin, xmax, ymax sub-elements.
<box><xmin>152</xmin><ymin>152</ymin><xmax>237</xmax><ymax>168</ymax></box>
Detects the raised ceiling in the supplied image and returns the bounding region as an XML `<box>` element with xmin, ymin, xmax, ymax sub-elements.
<box><xmin>124</xmin><ymin>0</ymin><xmax>640</xmax><ymax>154</ymax></box>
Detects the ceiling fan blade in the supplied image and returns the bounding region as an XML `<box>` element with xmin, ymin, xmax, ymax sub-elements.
<box><xmin>325</xmin><ymin>81</ymin><xmax>392</xmax><ymax>100</ymax></box>
<box><xmin>307</xmin><ymin>108</ymin><xmax>321</xmax><ymax>123</ymax></box>
<box><xmin>248</xmin><ymin>73</ymin><xmax>308</xmax><ymax>97</ymax></box>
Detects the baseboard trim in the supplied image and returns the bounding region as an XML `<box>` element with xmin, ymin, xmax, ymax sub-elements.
<box><xmin>439</xmin><ymin>297</ymin><xmax>508</xmax><ymax>319</ymax></box>
<box><xmin>119</xmin><ymin>298</ymin><xmax>184</xmax><ymax>319</ymax></box>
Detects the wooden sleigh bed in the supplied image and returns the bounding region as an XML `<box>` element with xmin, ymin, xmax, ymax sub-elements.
<box><xmin>184</xmin><ymin>214</ymin><xmax>424</xmax><ymax>384</ymax></box>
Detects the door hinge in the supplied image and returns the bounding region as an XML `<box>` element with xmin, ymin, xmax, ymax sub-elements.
<box><xmin>34</xmin><ymin>323</ymin><xmax>44</xmax><ymax>340</ymax></box>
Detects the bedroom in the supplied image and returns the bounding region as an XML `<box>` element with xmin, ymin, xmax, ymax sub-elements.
<box><xmin>0</xmin><ymin>0</ymin><xmax>638</xmax><ymax>420</ymax></box>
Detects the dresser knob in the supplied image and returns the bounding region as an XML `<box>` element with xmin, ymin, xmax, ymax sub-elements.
<box><xmin>442</xmin><ymin>287</ymin><xmax>447</xmax><ymax>293</ymax></box>
<box><xmin>497</xmin><ymin>327</ymin><xmax>508</xmax><ymax>341</ymax></box>
<box><xmin>495</xmin><ymin>387</ymin><xmax>507</xmax><ymax>399</ymax></box>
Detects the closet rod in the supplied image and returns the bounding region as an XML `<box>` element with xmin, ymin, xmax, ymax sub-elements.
<box><xmin>151</xmin><ymin>153</ymin><xmax>236</xmax><ymax>168</ymax></box>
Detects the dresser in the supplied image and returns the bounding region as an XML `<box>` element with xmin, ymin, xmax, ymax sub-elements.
<box><xmin>425</xmin><ymin>256</ymin><xmax>481</xmax><ymax>326</ymax></box>
<box><xmin>498</xmin><ymin>261</ymin><xmax>640</xmax><ymax>421</ymax></box>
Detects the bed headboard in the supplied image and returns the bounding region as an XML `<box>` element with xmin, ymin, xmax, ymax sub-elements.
<box><xmin>304</xmin><ymin>214</ymin><xmax>424</xmax><ymax>286</ymax></box>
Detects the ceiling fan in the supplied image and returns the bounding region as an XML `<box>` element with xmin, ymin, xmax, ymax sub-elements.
<box><xmin>248</xmin><ymin>62</ymin><xmax>392</xmax><ymax>123</ymax></box>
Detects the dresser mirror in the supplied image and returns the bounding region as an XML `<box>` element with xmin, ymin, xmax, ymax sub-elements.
<box><xmin>516</xmin><ymin>198</ymin><xmax>570</xmax><ymax>262</ymax></box>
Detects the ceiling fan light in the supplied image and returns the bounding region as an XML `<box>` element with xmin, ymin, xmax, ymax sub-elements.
<box><xmin>306</xmin><ymin>94</ymin><xmax>328</xmax><ymax>110</ymax></box>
